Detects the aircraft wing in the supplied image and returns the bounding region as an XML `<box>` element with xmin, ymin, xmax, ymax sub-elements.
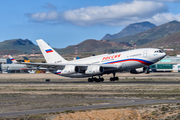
<box><xmin>18</xmin><ymin>62</ymin><xmax>118</xmax><ymax>70</ymax></box>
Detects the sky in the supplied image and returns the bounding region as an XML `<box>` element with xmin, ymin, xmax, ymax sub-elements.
<box><xmin>0</xmin><ymin>0</ymin><xmax>180</xmax><ymax>48</ymax></box>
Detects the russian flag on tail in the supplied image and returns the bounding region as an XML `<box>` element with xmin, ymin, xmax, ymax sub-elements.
<box><xmin>45</xmin><ymin>49</ymin><xmax>53</xmax><ymax>53</ymax></box>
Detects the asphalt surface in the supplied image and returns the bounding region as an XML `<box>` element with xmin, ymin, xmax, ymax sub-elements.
<box><xmin>0</xmin><ymin>98</ymin><xmax>179</xmax><ymax>117</ymax></box>
<box><xmin>0</xmin><ymin>72</ymin><xmax>180</xmax><ymax>80</ymax></box>
<box><xmin>1</xmin><ymin>72</ymin><xmax>180</xmax><ymax>117</ymax></box>
<box><xmin>1</xmin><ymin>81</ymin><xmax>180</xmax><ymax>84</ymax></box>
<box><xmin>1</xmin><ymin>72</ymin><xmax>180</xmax><ymax>84</ymax></box>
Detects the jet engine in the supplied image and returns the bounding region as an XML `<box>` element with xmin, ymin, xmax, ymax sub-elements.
<box><xmin>130</xmin><ymin>67</ymin><xmax>146</xmax><ymax>74</ymax></box>
<box><xmin>85</xmin><ymin>65</ymin><xmax>104</xmax><ymax>75</ymax></box>
<box><xmin>61</xmin><ymin>65</ymin><xmax>80</xmax><ymax>75</ymax></box>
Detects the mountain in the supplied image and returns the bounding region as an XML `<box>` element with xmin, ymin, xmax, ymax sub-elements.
<box><xmin>102</xmin><ymin>21</ymin><xmax>156</xmax><ymax>40</ymax></box>
<box><xmin>108</xmin><ymin>20</ymin><xmax>180</xmax><ymax>46</ymax></box>
<box><xmin>57</xmin><ymin>20</ymin><xmax>180</xmax><ymax>55</ymax></box>
<box><xmin>139</xmin><ymin>30</ymin><xmax>180</xmax><ymax>50</ymax></box>
<box><xmin>0</xmin><ymin>39</ymin><xmax>39</xmax><ymax>54</ymax></box>
<box><xmin>56</xmin><ymin>39</ymin><xmax>132</xmax><ymax>54</ymax></box>
<box><xmin>1</xmin><ymin>21</ymin><xmax>180</xmax><ymax>56</ymax></box>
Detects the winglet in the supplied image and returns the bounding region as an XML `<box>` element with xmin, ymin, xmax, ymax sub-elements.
<box><xmin>8</xmin><ymin>55</ymin><xmax>17</xmax><ymax>63</ymax></box>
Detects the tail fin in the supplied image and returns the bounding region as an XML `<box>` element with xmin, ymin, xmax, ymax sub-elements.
<box><xmin>36</xmin><ymin>39</ymin><xmax>67</xmax><ymax>63</ymax></box>
<box><xmin>8</xmin><ymin>55</ymin><xmax>17</xmax><ymax>63</ymax></box>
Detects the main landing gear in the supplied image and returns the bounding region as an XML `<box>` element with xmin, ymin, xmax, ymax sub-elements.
<box><xmin>88</xmin><ymin>76</ymin><xmax>104</xmax><ymax>82</ymax></box>
<box><xmin>87</xmin><ymin>73</ymin><xmax>119</xmax><ymax>82</ymax></box>
<box><xmin>110</xmin><ymin>72</ymin><xmax>119</xmax><ymax>82</ymax></box>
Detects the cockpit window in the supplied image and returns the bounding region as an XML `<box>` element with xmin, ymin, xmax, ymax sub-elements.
<box><xmin>154</xmin><ymin>50</ymin><xmax>163</xmax><ymax>53</ymax></box>
<box><xmin>159</xmin><ymin>50</ymin><xmax>163</xmax><ymax>53</ymax></box>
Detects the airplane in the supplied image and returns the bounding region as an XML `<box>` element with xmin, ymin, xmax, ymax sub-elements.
<box><xmin>1</xmin><ymin>55</ymin><xmax>28</xmax><ymax>73</ymax></box>
<box><xmin>7</xmin><ymin>55</ymin><xmax>46</xmax><ymax>73</ymax></box>
<box><xmin>16</xmin><ymin>39</ymin><xmax>166</xmax><ymax>82</ymax></box>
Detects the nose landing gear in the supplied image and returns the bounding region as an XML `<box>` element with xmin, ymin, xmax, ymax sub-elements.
<box><xmin>145</xmin><ymin>67</ymin><xmax>150</xmax><ymax>74</ymax></box>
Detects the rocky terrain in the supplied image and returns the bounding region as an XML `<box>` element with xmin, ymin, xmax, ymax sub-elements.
<box><xmin>54</xmin><ymin>103</ymin><xmax>180</xmax><ymax>120</ymax></box>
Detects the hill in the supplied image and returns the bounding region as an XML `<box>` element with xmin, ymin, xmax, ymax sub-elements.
<box><xmin>139</xmin><ymin>30</ymin><xmax>180</xmax><ymax>50</ymax></box>
<box><xmin>1</xmin><ymin>21</ymin><xmax>180</xmax><ymax>56</ymax></box>
<box><xmin>102</xmin><ymin>21</ymin><xmax>156</xmax><ymax>40</ymax></box>
<box><xmin>56</xmin><ymin>39</ymin><xmax>132</xmax><ymax>55</ymax></box>
<box><xmin>0</xmin><ymin>39</ymin><xmax>39</xmax><ymax>55</ymax></box>
<box><xmin>108</xmin><ymin>20</ymin><xmax>180</xmax><ymax>46</ymax></box>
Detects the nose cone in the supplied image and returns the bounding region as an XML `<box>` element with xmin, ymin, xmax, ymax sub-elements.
<box><xmin>163</xmin><ymin>52</ymin><xmax>166</xmax><ymax>57</ymax></box>
<box><xmin>161</xmin><ymin>52</ymin><xmax>166</xmax><ymax>59</ymax></box>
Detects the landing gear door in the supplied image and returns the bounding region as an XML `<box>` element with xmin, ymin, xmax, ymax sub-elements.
<box><xmin>143</xmin><ymin>50</ymin><xmax>147</xmax><ymax>58</ymax></box>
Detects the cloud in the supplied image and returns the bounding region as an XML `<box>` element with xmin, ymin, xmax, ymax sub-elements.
<box><xmin>146</xmin><ymin>13</ymin><xmax>180</xmax><ymax>25</ymax></box>
<box><xmin>62</xmin><ymin>1</ymin><xmax>167</xmax><ymax>25</ymax></box>
<box><xmin>26</xmin><ymin>0</ymin><xmax>180</xmax><ymax>26</ymax></box>
<box><xmin>26</xmin><ymin>11</ymin><xmax>59</xmax><ymax>21</ymax></box>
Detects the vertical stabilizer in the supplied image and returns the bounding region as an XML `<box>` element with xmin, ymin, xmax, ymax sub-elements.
<box><xmin>36</xmin><ymin>39</ymin><xmax>67</xmax><ymax>63</ymax></box>
<box><xmin>8</xmin><ymin>55</ymin><xmax>17</xmax><ymax>63</ymax></box>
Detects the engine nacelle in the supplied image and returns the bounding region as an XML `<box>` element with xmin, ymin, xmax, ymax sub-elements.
<box><xmin>61</xmin><ymin>65</ymin><xmax>79</xmax><ymax>75</ymax></box>
<box><xmin>85</xmin><ymin>65</ymin><xmax>104</xmax><ymax>75</ymax></box>
<box><xmin>130</xmin><ymin>67</ymin><xmax>145</xmax><ymax>74</ymax></box>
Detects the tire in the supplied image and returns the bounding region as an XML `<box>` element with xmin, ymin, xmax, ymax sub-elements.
<box><xmin>100</xmin><ymin>78</ymin><xmax>104</xmax><ymax>82</ymax></box>
<box><xmin>88</xmin><ymin>78</ymin><xmax>91</xmax><ymax>82</ymax></box>
<box><xmin>145</xmin><ymin>70</ymin><xmax>150</xmax><ymax>74</ymax></box>
<box><xmin>94</xmin><ymin>78</ymin><xmax>98</xmax><ymax>82</ymax></box>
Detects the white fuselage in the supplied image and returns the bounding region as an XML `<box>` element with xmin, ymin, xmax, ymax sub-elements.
<box><xmin>58</xmin><ymin>48</ymin><xmax>166</xmax><ymax>78</ymax></box>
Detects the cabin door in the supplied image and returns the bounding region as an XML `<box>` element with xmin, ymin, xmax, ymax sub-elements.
<box><xmin>143</xmin><ymin>50</ymin><xmax>147</xmax><ymax>58</ymax></box>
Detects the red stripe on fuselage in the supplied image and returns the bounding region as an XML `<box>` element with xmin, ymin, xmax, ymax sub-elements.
<box><xmin>107</xmin><ymin>59</ymin><xmax>150</xmax><ymax>65</ymax></box>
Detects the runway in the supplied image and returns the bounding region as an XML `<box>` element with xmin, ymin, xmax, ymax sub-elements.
<box><xmin>1</xmin><ymin>72</ymin><xmax>180</xmax><ymax>118</ymax></box>
<box><xmin>0</xmin><ymin>98</ymin><xmax>179</xmax><ymax>117</ymax></box>
<box><xmin>0</xmin><ymin>72</ymin><xmax>180</xmax><ymax>80</ymax></box>
<box><xmin>0</xmin><ymin>72</ymin><xmax>180</xmax><ymax>84</ymax></box>
<box><xmin>1</xmin><ymin>81</ymin><xmax>180</xmax><ymax>84</ymax></box>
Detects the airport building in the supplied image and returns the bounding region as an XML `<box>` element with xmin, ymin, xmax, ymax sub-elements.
<box><xmin>0</xmin><ymin>59</ymin><xmax>12</xmax><ymax>64</ymax></box>
<box><xmin>150</xmin><ymin>56</ymin><xmax>180</xmax><ymax>72</ymax></box>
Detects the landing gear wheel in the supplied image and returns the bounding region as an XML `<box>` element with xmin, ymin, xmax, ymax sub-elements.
<box><xmin>88</xmin><ymin>78</ymin><xmax>91</xmax><ymax>82</ymax></box>
<box><xmin>94</xmin><ymin>77</ymin><xmax>100</xmax><ymax>82</ymax></box>
<box><xmin>110</xmin><ymin>77</ymin><xmax>115</xmax><ymax>81</ymax></box>
<box><xmin>115</xmin><ymin>77</ymin><xmax>119</xmax><ymax>81</ymax></box>
<box><xmin>88</xmin><ymin>78</ymin><xmax>94</xmax><ymax>82</ymax></box>
<box><xmin>100</xmin><ymin>78</ymin><xmax>104</xmax><ymax>82</ymax></box>
<box><xmin>88</xmin><ymin>77</ymin><xmax>104</xmax><ymax>82</ymax></box>
<box><xmin>145</xmin><ymin>69</ymin><xmax>150</xmax><ymax>74</ymax></box>
<box><xmin>110</xmin><ymin>77</ymin><xmax>119</xmax><ymax>82</ymax></box>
